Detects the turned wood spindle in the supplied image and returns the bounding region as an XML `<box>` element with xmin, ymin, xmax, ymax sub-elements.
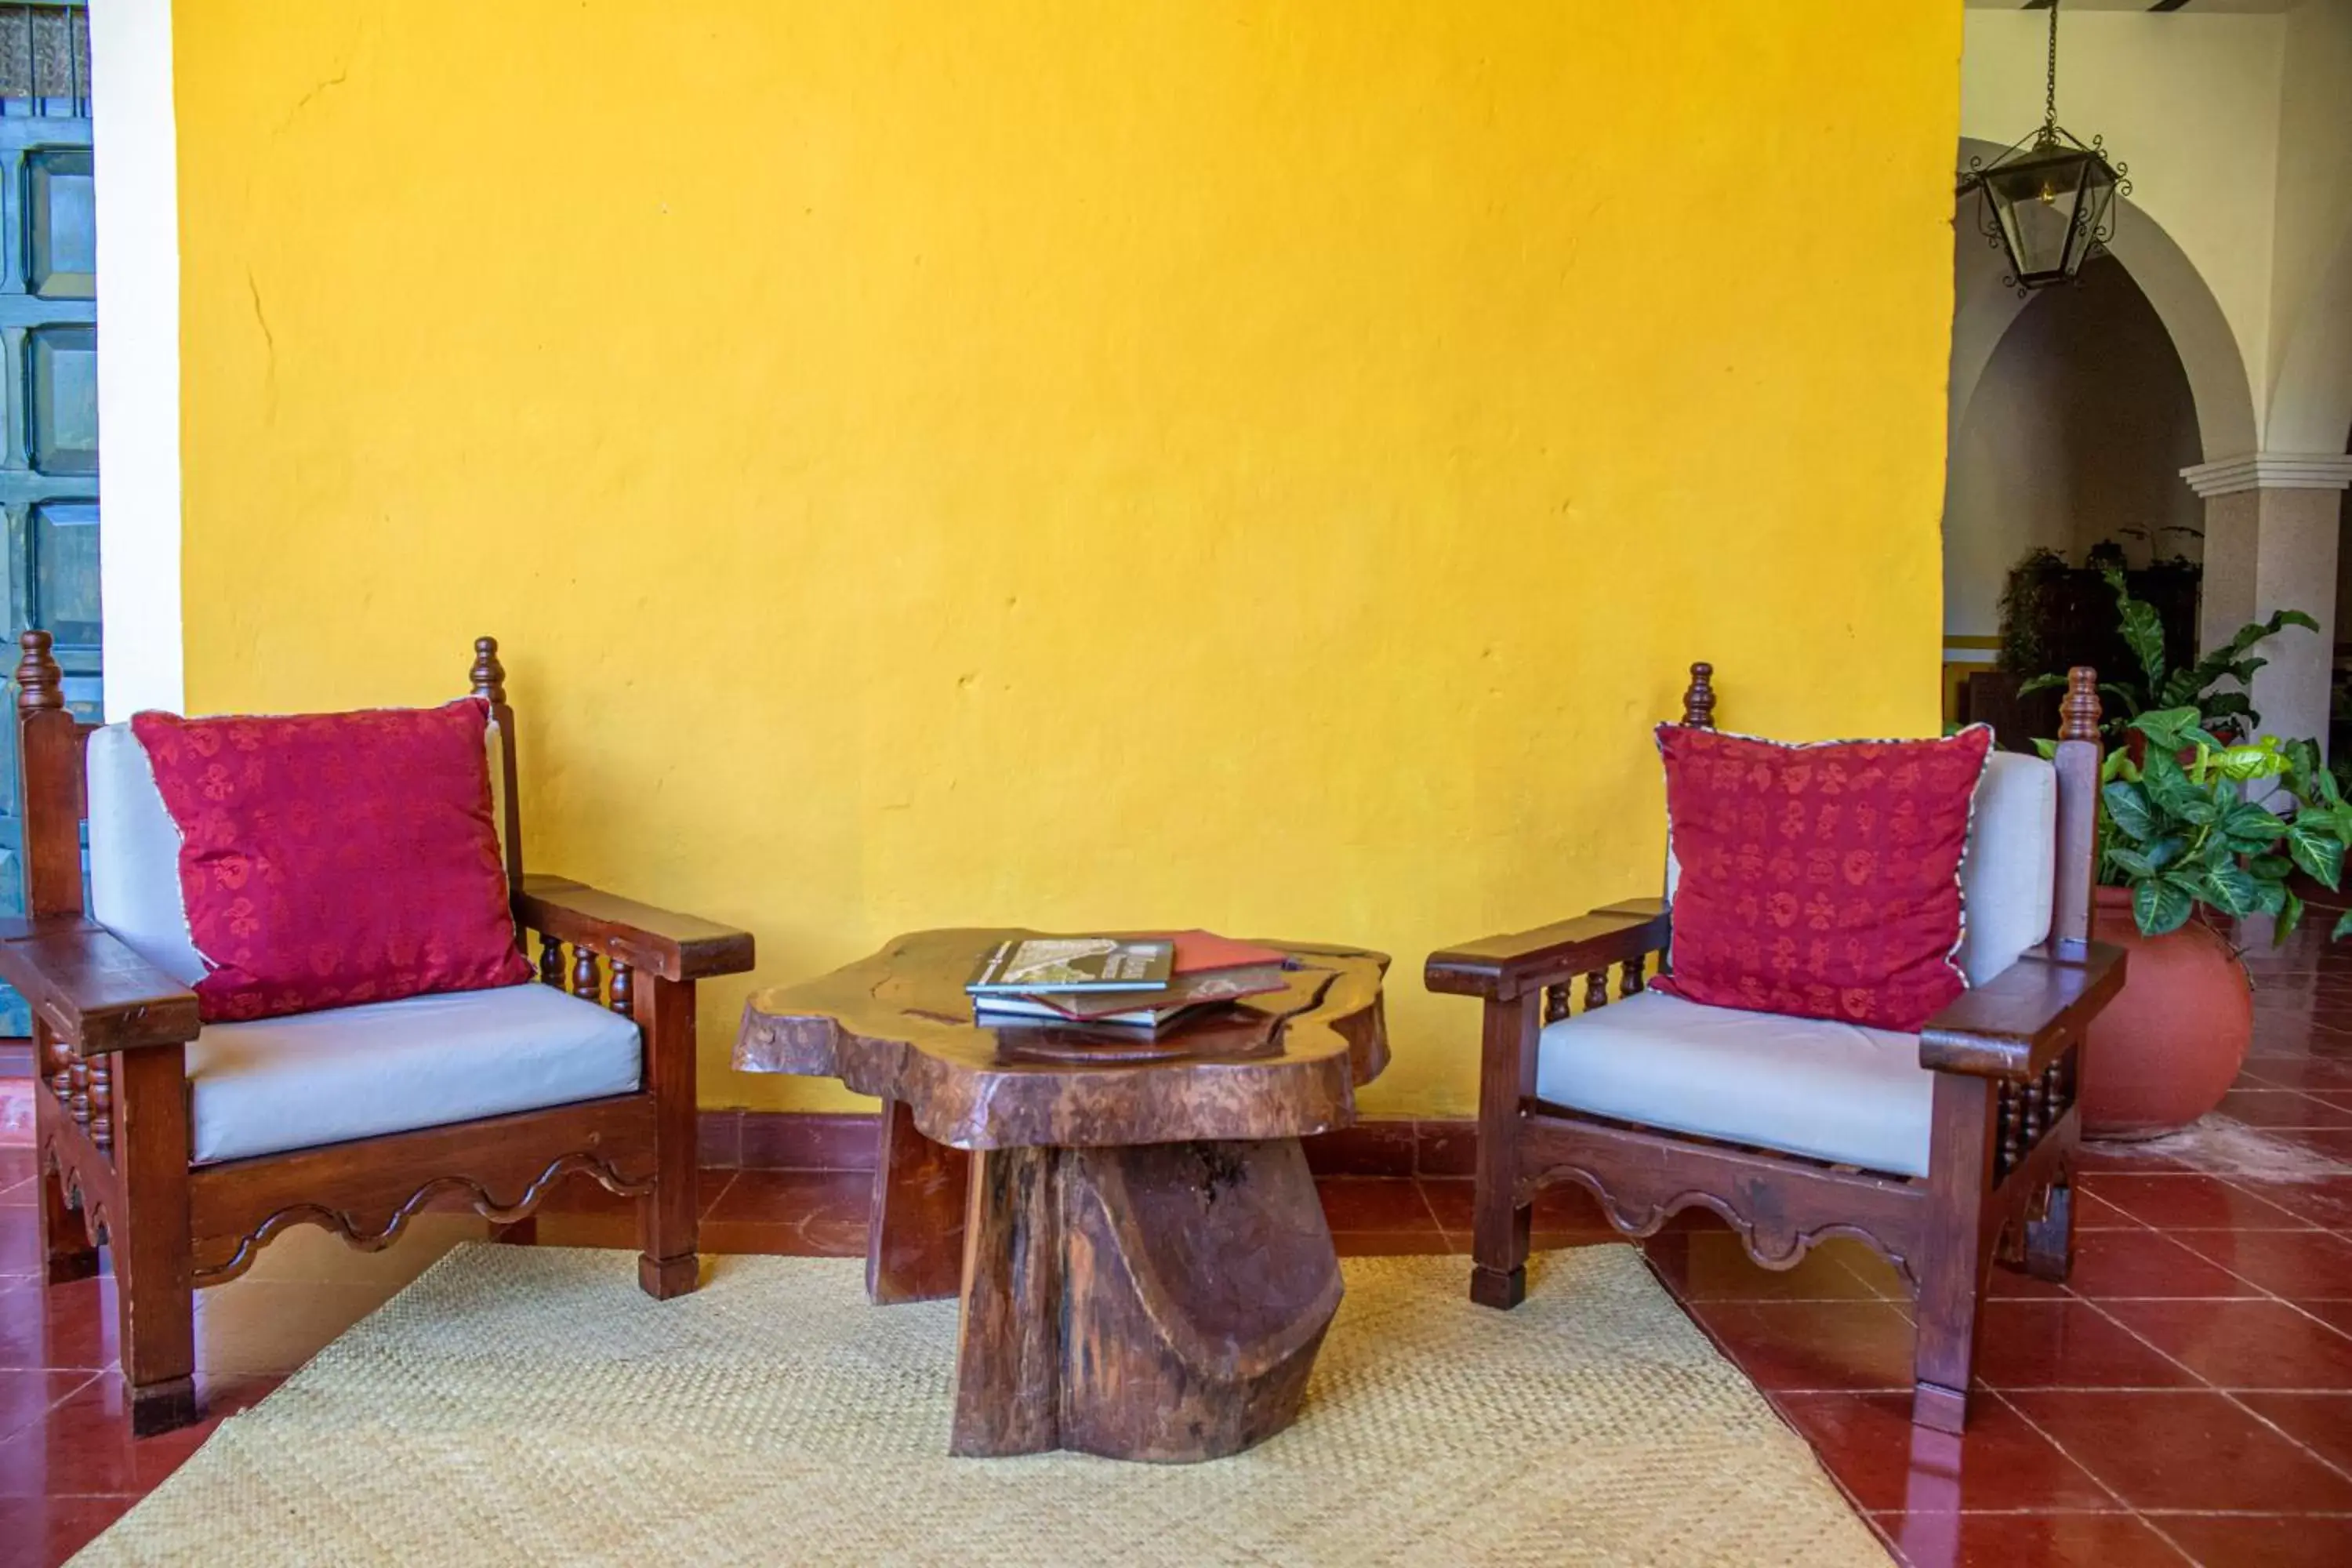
<box><xmin>608</xmin><ymin>960</ymin><xmax>634</xmax><ymax>1018</ymax></box>
<box><xmin>44</xmin><ymin>1032</ymin><xmax>71</xmax><ymax>1103</ymax></box>
<box><xmin>539</xmin><ymin>933</ymin><xmax>565</xmax><ymax>989</ymax></box>
<box><xmin>1621</xmin><ymin>953</ymin><xmax>1646</xmax><ymax>996</ymax></box>
<box><xmin>68</xmin><ymin>1059</ymin><xmax>89</xmax><ymax>1131</ymax></box>
<box><xmin>2060</xmin><ymin>666</ymin><xmax>2101</xmax><ymax>744</ymax></box>
<box><xmin>1544</xmin><ymin>984</ymin><xmax>1570</xmax><ymax>1025</ymax></box>
<box><xmin>1679</xmin><ymin>662</ymin><xmax>1716</xmax><ymax>731</ymax></box>
<box><xmin>1998</xmin><ymin>1083</ymin><xmax>2022</xmax><ymax>1174</ymax></box>
<box><xmin>14</xmin><ymin>628</ymin><xmax>62</xmax><ymax>714</ymax></box>
<box><xmin>470</xmin><ymin>636</ymin><xmax>507</xmax><ymax>705</ymax></box>
<box><xmin>89</xmin><ymin>1056</ymin><xmax>111</xmax><ymax>1150</ymax></box>
<box><xmin>572</xmin><ymin>946</ymin><xmax>603</xmax><ymax>1004</ymax></box>
<box><xmin>1583</xmin><ymin>971</ymin><xmax>1609</xmax><ymax>1011</ymax></box>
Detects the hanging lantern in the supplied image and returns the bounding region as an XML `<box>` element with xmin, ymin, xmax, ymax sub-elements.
<box><xmin>1958</xmin><ymin>0</ymin><xmax>2129</xmax><ymax>294</ymax></box>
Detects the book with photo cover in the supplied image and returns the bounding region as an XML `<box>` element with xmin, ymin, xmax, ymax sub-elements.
<box><xmin>964</xmin><ymin>936</ymin><xmax>1175</xmax><ymax>996</ymax></box>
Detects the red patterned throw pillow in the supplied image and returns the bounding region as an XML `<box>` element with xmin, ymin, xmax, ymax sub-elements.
<box><xmin>132</xmin><ymin>699</ymin><xmax>532</xmax><ymax>1022</ymax></box>
<box><xmin>1652</xmin><ymin>724</ymin><xmax>1994</xmax><ymax>1033</ymax></box>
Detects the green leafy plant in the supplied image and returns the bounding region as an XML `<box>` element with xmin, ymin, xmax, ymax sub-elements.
<box><xmin>2074</xmin><ymin>706</ymin><xmax>2352</xmax><ymax>942</ymax></box>
<box><xmin>1995</xmin><ymin>546</ymin><xmax>2068</xmax><ymax>676</ymax></box>
<box><xmin>2083</xmin><ymin>538</ymin><xmax>2129</xmax><ymax>573</ymax></box>
<box><xmin>2019</xmin><ymin>567</ymin><xmax>2316</xmax><ymax>744</ymax></box>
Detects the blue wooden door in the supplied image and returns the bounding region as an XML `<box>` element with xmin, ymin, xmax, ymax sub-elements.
<box><xmin>0</xmin><ymin>3</ymin><xmax>96</xmax><ymax>1034</ymax></box>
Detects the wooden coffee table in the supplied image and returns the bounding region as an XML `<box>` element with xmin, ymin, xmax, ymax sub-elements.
<box><xmin>733</xmin><ymin>928</ymin><xmax>1388</xmax><ymax>1463</ymax></box>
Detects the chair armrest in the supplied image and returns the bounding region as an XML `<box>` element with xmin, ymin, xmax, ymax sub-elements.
<box><xmin>1917</xmin><ymin>942</ymin><xmax>2127</xmax><ymax>1080</ymax></box>
<box><xmin>516</xmin><ymin>874</ymin><xmax>756</xmax><ymax>982</ymax></box>
<box><xmin>1425</xmin><ymin>903</ymin><xmax>1671</xmax><ymax>1002</ymax></box>
<box><xmin>0</xmin><ymin>918</ymin><xmax>201</xmax><ymax>1056</ymax></box>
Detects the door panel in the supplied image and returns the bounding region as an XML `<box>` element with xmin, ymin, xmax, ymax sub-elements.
<box><xmin>25</xmin><ymin>144</ymin><xmax>90</xmax><ymax>299</ymax></box>
<box><xmin>0</xmin><ymin>3</ymin><xmax>96</xmax><ymax>1035</ymax></box>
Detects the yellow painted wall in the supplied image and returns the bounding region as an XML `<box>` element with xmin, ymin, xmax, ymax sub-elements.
<box><xmin>172</xmin><ymin>1</ymin><xmax>1960</xmax><ymax>1117</ymax></box>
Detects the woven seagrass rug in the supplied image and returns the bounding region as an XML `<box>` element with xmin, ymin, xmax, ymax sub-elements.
<box><xmin>77</xmin><ymin>1243</ymin><xmax>1888</xmax><ymax>1566</ymax></box>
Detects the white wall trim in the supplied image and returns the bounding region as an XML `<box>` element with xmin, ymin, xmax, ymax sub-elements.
<box><xmin>2180</xmin><ymin>452</ymin><xmax>2352</xmax><ymax>498</ymax></box>
<box><xmin>91</xmin><ymin>0</ymin><xmax>183</xmax><ymax>720</ymax></box>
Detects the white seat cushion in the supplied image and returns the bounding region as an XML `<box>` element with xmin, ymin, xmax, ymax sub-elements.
<box><xmin>1664</xmin><ymin>746</ymin><xmax>2057</xmax><ymax>989</ymax></box>
<box><xmin>188</xmin><ymin>982</ymin><xmax>642</xmax><ymax>1165</ymax></box>
<box><xmin>1534</xmin><ymin>989</ymin><xmax>1933</xmax><ymax>1178</ymax></box>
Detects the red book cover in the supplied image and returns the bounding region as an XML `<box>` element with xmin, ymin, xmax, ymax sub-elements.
<box><xmin>1165</xmin><ymin>929</ymin><xmax>1290</xmax><ymax>975</ymax></box>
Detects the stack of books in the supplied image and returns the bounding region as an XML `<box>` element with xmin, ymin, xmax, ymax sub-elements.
<box><xmin>966</xmin><ymin>931</ymin><xmax>1292</xmax><ymax>1036</ymax></box>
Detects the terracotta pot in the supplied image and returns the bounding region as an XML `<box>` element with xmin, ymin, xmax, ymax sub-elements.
<box><xmin>2080</xmin><ymin>885</ymin><xmax>2252</xmax><ymax>1139</ymax></box>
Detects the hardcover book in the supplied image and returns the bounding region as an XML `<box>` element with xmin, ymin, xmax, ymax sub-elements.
<box><xmin>1165</xmin><ymin>930</ymin><xmax>1291</xmax><ymax>975</ymax></box>
<box><xmin>981</xmin><ymin>962</ymin><xmax>1293</xmax><ymax>1027</ymax></box>
<box><xmin>965</xmin><ymin>937</ymin><xmax>1175</xmax><ymax>996</ymax></box>
<box><xmin>973</xmin><ymin>1000</ymin><xmax>1165</xmax><ymax>1034</ymax></box>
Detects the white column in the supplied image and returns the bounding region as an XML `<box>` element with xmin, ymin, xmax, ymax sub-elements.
<box><xmin>2183</xmin><ymin>453</ymin><xmax>2352</xmax><ymax>756</ymax></box>
<box><xmin>91</xmin><ymin>0</ymin><xmax>184</xmax><ymax>720</ymax></box>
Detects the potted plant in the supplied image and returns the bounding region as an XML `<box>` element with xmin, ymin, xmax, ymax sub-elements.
<box><xmin>2067</xmin><ymin>706</ymin><xmax>2352</xmax><ymax>1137</ymax></box>
<box><xmin>2020</xmin><ymin>566</ymin><xmax>2315</xmax><ymax>746</ymax></box>
<box><xmin>2022</xmin><ymin>568</ymin><xmax>2334</xmax><ymax>1137</ymax></box>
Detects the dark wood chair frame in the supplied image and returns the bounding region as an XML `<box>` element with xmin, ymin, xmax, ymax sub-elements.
<box><xmin>0</xmin><ymin>631</ymin><xmax>755</xmax><ymax>1436</ymax></box>
<box><xmin>1425</xmin><ymin>662</ymin><xmax>2126</xmax><ymax>1432</ymax></box>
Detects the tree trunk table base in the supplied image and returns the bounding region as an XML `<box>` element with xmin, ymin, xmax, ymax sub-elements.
<box><xmin>953</xmin><ymin>1135</ymin><xmax>1337</xmax><ymax>1461</ymax></box>
<box><xmin>733</xmin><ymin>928</ymin><xmax>1388</xmax><ymax>1465</ymax></box>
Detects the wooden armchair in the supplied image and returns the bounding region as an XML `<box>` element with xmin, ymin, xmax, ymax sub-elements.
<box><xmin>0</xmin><ymin>632</ymin><xmax>754</xmax><ymax>1435</ymax></box>
<box><xmin>1425</xmin><ymin>663</ymin><xmax>2125</xmax><ymax>1432</ymax></box>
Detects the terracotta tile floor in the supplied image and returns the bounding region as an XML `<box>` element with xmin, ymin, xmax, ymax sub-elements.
<box><xmin>5</xmin><ymin>925</ymin><xmax>2352</xmax><ymax>1563</ymax></box>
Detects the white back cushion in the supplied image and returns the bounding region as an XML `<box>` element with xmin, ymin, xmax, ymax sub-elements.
<box><xmin>1663</xmin><ymin>746</ymin><xmax>2057</xmax><ymax>991</ymax></box>
<box><xmin>1952</xmin><ymin>750</ymin><xmax>2057</xmax><ymax>987</ymax></box>
<box><xmin>85</xmin><ymin>723</ymin><xmax>208</xmax><ymax>986</ymax></box>
<box><xmin>86</xmin><ymin>713</ymin><xmax>517</xmax><ymax>993</ymax></box>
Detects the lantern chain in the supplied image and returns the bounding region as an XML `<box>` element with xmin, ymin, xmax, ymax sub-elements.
<box><xmin>2043</xmin><ymin>0</ymin><xmax>2060</xmax><ymax>137</ymax></box>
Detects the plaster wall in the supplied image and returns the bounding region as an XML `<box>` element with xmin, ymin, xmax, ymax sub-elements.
<box><xmin>170</xmin><ymin>1</ymin><xmax>1963</xmax><ymax>1116</ymax></box>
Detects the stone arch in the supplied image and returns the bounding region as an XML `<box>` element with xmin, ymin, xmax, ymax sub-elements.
<box><xmin>1949</xmin><ymin>137</ymin><xmax>2256</xmax><ymax>463</ymax></box>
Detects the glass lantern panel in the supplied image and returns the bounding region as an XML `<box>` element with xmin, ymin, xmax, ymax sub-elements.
<box><xmin>2067</xmin><ymin>161</ymin><xmax>2119</xmax><ymax>274</ymax></box>
<box><xmin>1985</xmin><ymin>155</ymin><xmax>2092</xmax><ymax>285</ymax></box>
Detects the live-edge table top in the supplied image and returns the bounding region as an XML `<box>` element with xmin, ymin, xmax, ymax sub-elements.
<box><xmin>733</xmin><ymin>928</ymin><xmax>1389</xmax><ymax>1152</ymax></box>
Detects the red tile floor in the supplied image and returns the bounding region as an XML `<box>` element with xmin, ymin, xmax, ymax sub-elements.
<box><xmin>5</xmin><ymin>931</ymin><xmax>2352</xmax><ymax>1565</ymax></box>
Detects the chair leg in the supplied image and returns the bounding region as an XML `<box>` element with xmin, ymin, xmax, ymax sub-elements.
<box><xmin>1910</xmin><ymin>1269</ymin><xmax>1979</xmax><ymax>1436</ymax></box>
<box><xmin>1471</xmin><ymin>994</ymin><xmax>1538</xmax><ymax>1310</ymax></box>
<box><xmin>38</xmin><ymin>1160</ymin><xmax>99</xmax><ymax>1286</ymax></box>
<box><xmin>1913</xmin><ymin>1073</ymin><xmax>1998</xmax><ymax>1434</ymax></box>
<box><xmin>1471</xmin><ymin>1194</ymin><xmax>1530</xmax><ymax>1308</ymax></box>
<box><xmin>112</xmin><ymin>1048</ymin><xmax>199</xmax><ymax>1437</ymax></box>
<box><xmin>2021</xmin><ymin>1171</ymin><xmax>2074</xmax><ymax>1283</ymax></box>
<box><xmin>633</xmin><ymin>974</ymin><xmax>700</xmax><ymax>1299</ymax></box>
<box><xmin>33</xmin><ymin>1029</ymin><xmax>98</xmax><ymax>1285</ymax></box>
